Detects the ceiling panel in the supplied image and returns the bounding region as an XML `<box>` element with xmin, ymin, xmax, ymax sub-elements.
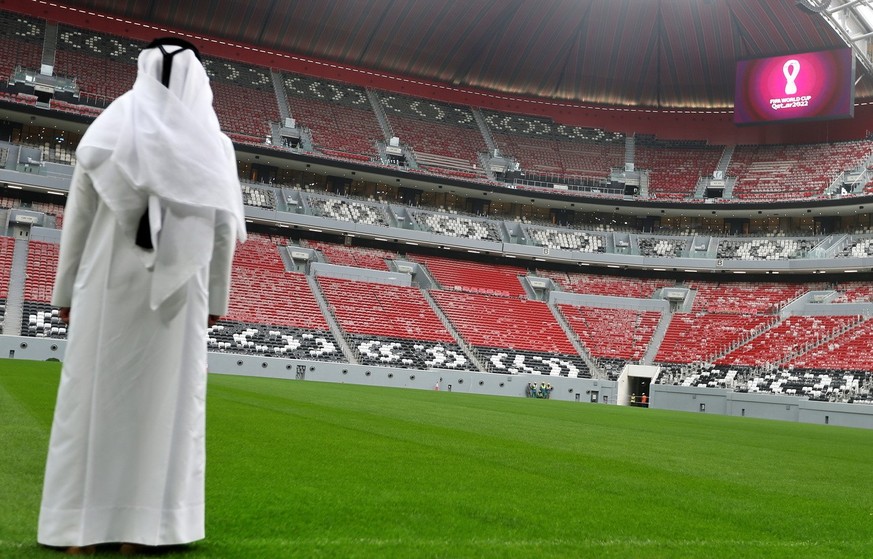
<box><xmin>16</xmin><ymin>0</ymin><xmax>871</xmax><ymax>106</ymax></box>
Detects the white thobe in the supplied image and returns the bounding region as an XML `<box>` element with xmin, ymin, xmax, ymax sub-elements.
<box><xmin>38</xmin><ymin>164</ymin><xmax>236</xmax><ymax>547</ymax></box>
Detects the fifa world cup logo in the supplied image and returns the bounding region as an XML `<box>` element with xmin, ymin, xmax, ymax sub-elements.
<box><xmin>783</xmin><ymin>59</ymin><xmax>800</xmax><ymax>95</ymax></box>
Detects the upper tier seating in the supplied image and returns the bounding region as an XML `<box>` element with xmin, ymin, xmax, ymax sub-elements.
<box><xmin>209</xmin><ymin>79</ymin><xmax>277</xmax><ymax>143</ymax></box>
<box><xmin>727</xmin><ymin>141</ymin><xmax>873</xmax><ymax>201</ymax></box>
<box><xmin>0</xmin><ymin>11</ymin><xmax>43</xmax><ymax>81</ymax></box>
<box><xmin>410</xmin><ymin>211</ymin><xmax>501</xmax><ymax>241</ymax></box>
<box><xmin>655</xmin><ymin>313</ymin><xmax>777</xmax><ymax>364</ymax></box>
<box><xmin>201</xmin><ymin>57</ymin><xmax>278</xmax><ymax>142</ymax></box>
<box><xmin>0</xmin><ymin>235</ymin><xmax>13</xmax><ymax>298</ymax></box>
<box><xmin>483</xmin><ymin>110</ymin><xmax>624</xmax><ymax>179</ymax></box>
<box><xmin>537</xmin><ymin>270</ymin><xmax>673</xmax><ymax>298</ymax></box>
<box><xmin>284</xmin><ymin>74</ymin><xmax>382</xmax><ymax>159</ymax></box>
<box><xmin>689</xmin><ymin>281</ymin><xmax>807</xmax><ymax>314</ymax></box>
<box><xmin>411</xmin><ymin>254</ymin><xmax>526</xmax><ymax>297</ymax></box>
<box><xmin>379</xmin><ymin>94</ymin><xmax>486</xmax><ymax>172</ymax></box>
<box><xmin>48</xmin><ymin>100</ymin><xmax>104</xmax><ymax>118</ymax></box>
<box><xmin>52</xmin><ymin>26</ymin><xmax>279</xmax><ymax>137</ymax></box>
<box><xmin>318</xmin><ymin>276</ymin><xmax>454</xmax><ymax>343</ymax></box>
<box><xmin>634</xmin><ymin>140</ymin><xmax>723</xmax><ymax>200</ymax></box>
<box><xmin>54</xmin><ymin>25</ymin><xmax>141</xmax><ymax>102</ymax></box>
<box><xmin>785</xmin><ymin>319</ymin><xmax>873</xmax><ymax>372</ymax></box>
<box><xmin>559</xmin><ymin>304</ymin><xmax>660</xmax><ymax>361</ymax></box>
<box><xmin>54</xmin><ymin>49</ymin><xmax>135</xmax><ymax>101</ymax></box>
<box><xmin>24</xmin><ymin>240</ymin><xmax>59</xmax><ymax>303</ymax></box>
<box><xmin>301</xmin><ymin>240</ymin><xmax>394</xmax><ymax>271</ymax></box>
<box><xmin>715</xmin><ymin>315</ymin><xmax>860</xmax><ymax>367</ymax></box>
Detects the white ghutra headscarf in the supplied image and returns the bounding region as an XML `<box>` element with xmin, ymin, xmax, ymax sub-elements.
<box><xmin>76</xmin><ymin>39</ymin><xmax>247</xmax><ymax>311</ymax></box>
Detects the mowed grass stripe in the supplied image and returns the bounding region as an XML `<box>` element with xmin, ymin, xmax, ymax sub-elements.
<box><xmin>2</xmin><ymin>361</ymin><xmax>872</xmax><ymax>558</ymax></box>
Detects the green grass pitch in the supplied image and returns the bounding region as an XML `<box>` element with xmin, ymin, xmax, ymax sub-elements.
<box><xmin>2</xmin><ymin>359</ymin><xmax>872</xmax><ymax>558</ymax></box>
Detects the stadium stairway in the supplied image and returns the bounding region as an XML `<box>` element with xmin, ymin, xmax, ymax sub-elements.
<box><xmin>471</xmin><ymin>107</ymin><xmax>498</xmax><ymax>155</ymax></box>
<box><xmin>547</xmin><ymin>302</ymin><xmax>601</xmax><ymax>376</ymax></box>
<box><xmin>420</xmin><ymin>289</ymin><xmax>487</xmax><ymax>372</ymax></box>
<box><xmin>624</xmin><ymin>136</ymin><xmax>635</xmax><ymax>168</ymax></box>
<box><xmin>366</xmin><ymin>89</ymin><xmax>393</xmax><ymax>143</ymax></box>
<box><xmin>641</xmin><ymin>307</ymin><xmax>673</xmax><ymax>365</ymax></box>
<box><xmin>715</xmin><ymin>145</ymin><xmax>735</xmax><ymax>175</ymax></box>
<box><xmin>305</xmin><ymin>274</ymin><xmax>358</xmax><ymax>363</ymax></box>
<box><xmin>270</xmin><ymin>69</ymin><xmax>291</xmax><ymax>121</ymax></box>
<box><xmin>2</xmin><ymin>238</ymin><xmax>28</xmax><ymax>336</ymax></box>
<box><xmin>41</xmin><ymin>21</ymin><xmax>58</xmax><ymax>69</ymax></box>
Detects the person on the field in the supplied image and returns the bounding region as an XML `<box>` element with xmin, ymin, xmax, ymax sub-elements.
<box><xmin>38</xmin><ymin>37</ymin><xmax>246</xmax><ymax>554</ymax></box>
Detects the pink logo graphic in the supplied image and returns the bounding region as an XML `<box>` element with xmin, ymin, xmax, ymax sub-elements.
<box><xmin>782</xmin><ymin>59</ymin><xmax>800</xmax><ymax>95</ymax></box>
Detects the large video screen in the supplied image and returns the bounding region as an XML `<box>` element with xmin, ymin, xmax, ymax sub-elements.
<box><xmin>734</xmin><ymin>48</ymin><xmax>855</xmax><ymax>125</ymax></box>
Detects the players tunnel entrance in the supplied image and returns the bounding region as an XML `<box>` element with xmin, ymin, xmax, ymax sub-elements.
<box><xmin>617</xmin><ymin>364</ymin><xmax>659</xmax><ymax>407</ymax></box>
<box><xmin>628</xmin><ymin>376</ymin><xmax>651</xmax><ymax>407</ymax></box>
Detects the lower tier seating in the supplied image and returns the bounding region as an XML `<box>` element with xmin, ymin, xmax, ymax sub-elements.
<box><xmin>431</xmin><ymin>290</ymin><xmax>576</xmax><ymax>354</ymax></box>
<box><xmin>318</xmin><ymin>276</ymin><xmax>455</xmax><ymax>343</ymax></box>
<box><xmin>0</xmin><ymin>236</ymin><xmax>13</xmax><ymax>298</ymax></box>
<box><xmin>412</xmin><ymin>254</ymin><xmax>526</xmax><ymax>297</ymax></box>
<box><xmin>21</xmin><ymin>301</ymin><xmax>67</xmax><ymax>338</ymax></box>
<box><xmin>655</xmin><ymin>313</ymin><xmax>777</xmax><ymax>364</ymax></box>
<box><xmin>227</xmin><ymin>268</ymin><xmax>327</xmax><ymax>330</ymax></box>
<box><xmin>303</xmin><ymin>240</ymin><xmax>395</xmax><ymax>271</ymax></box>
<box><xmin>478</xmin><ymin>347</ymin><xmax>590</xmax><ymax>378</ymax></box>
<box><xmin>832</xmin><ymin>281</ymin><xmax>873</xmax><ymax>303</ymax></box>
<box><xmin>349</xmin><ymin>334</ymin><xmax>476</xmax><ymax>370</ymax></box>
<box><xmin>656</xmin><ymin>363</ymin><xmax>873</xmax><ymax>404</ymax></box>
<box><xmin>208</xmin><ymin>320</ymin><xmax>341</xmax><ymax>361</ymax></box>
<box><xmin>715</xmin><ymin>315</ymin><xmax>861</xmax><ymax>367</ymax></box>
<box><xmin>25</xmin><ymin>241</ymin><xmax>59</xmax><ymax>302</ymax></box>
<box><xmin>689</xmin><ymin>281</ymin><xmax>807</xmax><ymax>314</ymax></box>
<box><xmin>560</xmin><ymin>305</ymin><xmax>661</xmax><ymax>361</ymax></box>
<box><xmin>785</xmin><ymin>319</ymin><xmax>873</xmax><ymax>372</ymax></box>
<box><xmin>537</xmin><ymin>269</ymin><xmax>673</xmax><ymax>298</ymax></box>
<box><xmin>227</xmin><ymin>235</ymin><xmax>328</xmax><ymax>330</ymax></box>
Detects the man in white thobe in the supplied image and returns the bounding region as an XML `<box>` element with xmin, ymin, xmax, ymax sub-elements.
<box><xmin>38</xmin><ymin>38</ymin><xmax>246</xmax><ymax>552</ymax></box>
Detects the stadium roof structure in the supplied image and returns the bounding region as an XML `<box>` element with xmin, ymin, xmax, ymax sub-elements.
<box><xmin>22</xmin><ymin>0</ymin><xmax>873</xmax><ymax>109</ymax></box>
